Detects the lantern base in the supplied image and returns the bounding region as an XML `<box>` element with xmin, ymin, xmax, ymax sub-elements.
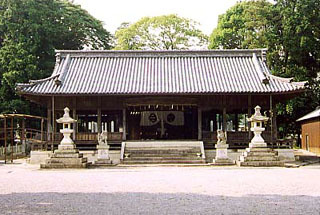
<box><xmin>237</xmin><ymin>147</ymin><xmax>284</xmax><ymax>167</ymax></box>
<box><xmin>41</xmin><ymin>145</ymin><xmax>88</xmax><ymax>169</ymax></box>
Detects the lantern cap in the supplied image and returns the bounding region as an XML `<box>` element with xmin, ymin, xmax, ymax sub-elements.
<box><xmin>56</xmin><ymin>107</ymin><xmax>77</xmax><ymax>124</ymax></box>
<box><xmin>248</xmin><ymin>106</ymin><xmax>269</xmax><ymax>122</ymax></box>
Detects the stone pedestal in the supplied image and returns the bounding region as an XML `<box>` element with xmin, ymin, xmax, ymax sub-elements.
<box><xmin>212</xmin><ymin>143</ymin><xmax>234</xmax><ymax>165</ymax></box>
<box><xmin>93</xmin><ymin>132</ymin><xmax>112</xmax><ymax>166</ymax></box>
<box><xmin>212</xmin><ymin>130</ymin><xmax>234</xmax><ymax>165</ymax></box>
<box><xmin>41</xmin><ymin>107</ymin><xmax>88</xmax><ymax>169</ymax></box>
<box><xmin>95</xmin><ymin>144</ymin><xmax>112</xmax><ymax>165</ymax></box>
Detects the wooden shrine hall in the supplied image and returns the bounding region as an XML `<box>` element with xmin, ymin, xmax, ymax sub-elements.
<box><xmin>17</xmin><ymin>49</ymin><xmax>305</xmax><ymax>152</ymax></box>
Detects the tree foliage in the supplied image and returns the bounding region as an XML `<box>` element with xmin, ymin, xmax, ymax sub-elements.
<box><xmin>115</xmin><ymin>14</ymin><xmax>208</xmax><ymax>50</ymax></box>
<box><xmin>0</xmin><ymin>0</ymin><xmax>112</xmax><ymax>114</ymax></box>
<box><xmin>209</xmin><ymin>0</ymin><xmax>320</xmax><ymax>137</ymax></box>
<box><xmin>209</xmin><ymin>0</ymin><xmax>274</xmax><ymax>50</ymax></box>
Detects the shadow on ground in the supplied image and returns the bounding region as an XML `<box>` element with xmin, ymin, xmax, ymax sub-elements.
<box><xmin>0</xmin><ymin>192</ymin><xmax>319</xmax><ymax>214</ymax></box>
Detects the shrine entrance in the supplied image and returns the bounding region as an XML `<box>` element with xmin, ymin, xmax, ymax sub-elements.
<box><xmin>126</xmin><ymin>105</ymin><xmax>198</xmax><ymax>140</ymax></box>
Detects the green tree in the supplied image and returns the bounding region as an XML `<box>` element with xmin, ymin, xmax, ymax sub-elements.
<box><xmin>209</xmin><ymin>0</ymin><xmax>320</xmax><ymax>138</ymax></box>
<box><xmin>271</xmin><ymin>0</ymin><xmax>320</xmax><ymax>138</ymax></box>
<box><xmin>115</xmin><ymin>14</ymin><xmax>208</xmax><ymax>50</ymax></box>
<box><xmin>209</xmin><ymin>0</ymin><xmax>274</xmax><ymax>50</ymax></box>
<box><xmin>0</xmin><ymin>0</ymin><xmax>112</xmax><ymax>114</ymax></box>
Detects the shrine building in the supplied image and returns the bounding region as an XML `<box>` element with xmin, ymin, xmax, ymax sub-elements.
<box><xmin>16</xmin><ymin>49</ymin><xmax>305</xmax><ymax>163</ymax></box>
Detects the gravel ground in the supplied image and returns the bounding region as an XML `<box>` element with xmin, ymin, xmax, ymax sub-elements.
<box><xmin>0</xmin><ymin>160</ymin><xmax>319</xmax><ymax>214</ymax></box>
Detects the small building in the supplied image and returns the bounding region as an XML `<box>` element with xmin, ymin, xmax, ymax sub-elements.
<box><xmin>297</xmin><ymin>107</ymin><xmax>320</xmax><ymax>154</ymax></box>
<box><xmin>15</xmin><ymin>49</ymin><xmax>305</xmax><ymax>163</ymax></box>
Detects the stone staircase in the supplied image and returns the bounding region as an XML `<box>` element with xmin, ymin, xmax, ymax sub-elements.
<box><xmin>121</xmin><ymin>141</ymin><xmax>206</xmax><ymax>164</ymax></box>
<box><xmin>237</xmin><ymin>147</ymin><xmax>284</xmax><ymax>167</ymax></box>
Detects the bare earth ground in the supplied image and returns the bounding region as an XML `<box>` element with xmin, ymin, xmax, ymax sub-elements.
<box><xmin>0</xmin><ymin>160</ymin><xmax>319</xmax><ymax>215</ymax></box>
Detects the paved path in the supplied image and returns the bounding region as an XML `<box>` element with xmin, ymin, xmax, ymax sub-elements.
<box><xmin>0</xmin><ymin>161</ymin><xmax>319</xmax><ymax>214</ymax></box>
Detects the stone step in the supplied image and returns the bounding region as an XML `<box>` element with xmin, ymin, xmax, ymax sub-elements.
<box><xmin>123</xmin><ymin>160</ymin><xmax>206</xmax><ymax>164</ymax></box>
<box><xmin>125</xmin><ymin>149</ymin><xmax>201</xmax><ymax>154</ymax></box>
<box><xmin>295</xmin><ymin>155</ymin><xmax>320</xmax><ymax>162</ymax></box>
<box><xmin>246</xmin><ymin>148</ymin><xmax>275</xmax><ymax>153</ymax></box>
<box><xmin>45</xmin><ymin>157</ymin><xmax>87</xmax><ymax>165</ymax></box>
<box><xmin>125</xmin><ymin>156</ymin><xmax>203</xmax><ymax>161</ymax></box>
<box><xmin>240</xmin><ymin>156</ymin><xmax>280</xmax><ymax>162</ymax></box>
<box><xmin>236</xmin><ymin>160</ymin><xmax>284</xmax><ymax>167</ymax></box>
<box><xmin>51</xmin><ymin>153</ymin><xmax>84</xmax><ymax>158</ymax></box>
<box><xmin>40</xmin><ymin>163</ymin><xmax>87</xmax><ymax>168</ymax></box>
<box><xmin>243</xmin><ymin>151</ymin><xmax>277</xmax><ymax>157</ymax></box>
<box><xmin>126</xmin><ymin>153</ymin><xmax>202</xmax><ymax>157</ymax></box>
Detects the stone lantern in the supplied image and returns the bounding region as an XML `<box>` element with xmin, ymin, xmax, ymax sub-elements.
<box><xmin>248</xmin><ymin>106</ymin><xmax>269</xmax><ymax>148</ymax></box>
<box><xmin>56</xmin><ymin>107</ymin><xmax>77</xmax><ymax>151</ymax></box>
<box><xmin>237</xmin><ymin>105</ymin><xmax>283</xmax><ymax>167</ymax></box>
<box><xmin>41</xmin><ymin>107</ymin><xmax>87</xmax><ymax>168</ymax></box>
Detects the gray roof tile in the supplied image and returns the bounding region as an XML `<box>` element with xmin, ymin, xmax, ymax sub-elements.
<box><xmin>17</xmin><ymin>49</ymin><xmax>305</xmax><ymax>95</ymax></box>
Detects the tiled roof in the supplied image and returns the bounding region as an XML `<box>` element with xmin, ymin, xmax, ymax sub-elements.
<box><xmin>17</xmin><ymin>49</ymin><xmax>305</xmax><ymax>95</ymax></box>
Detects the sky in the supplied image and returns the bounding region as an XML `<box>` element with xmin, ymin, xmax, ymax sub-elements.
<box><xmin>73</xmin><ymin>0</ymin><xmax>241</xmax><ymax>35</ymax></box>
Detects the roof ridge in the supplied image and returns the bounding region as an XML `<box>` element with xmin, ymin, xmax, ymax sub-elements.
<box><xmin>55</xmin><ymin>49</ymin><xmax>268</xmax><ymax>58</ymax></box>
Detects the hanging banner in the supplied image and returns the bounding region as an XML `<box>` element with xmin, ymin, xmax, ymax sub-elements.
<box><xmin>164</xmin><ymin>111</ymin><xmax>184</xmax><ymax>126</ymax></box>
<box><xmin>140</xmin><ymin>111</ymin><xmax>160</xmax><ymax>126</ymax></box>
<box><xmin>140</xmin><ymin>111</ymin><xmax>184</xmax><ymax>126</ymax></box>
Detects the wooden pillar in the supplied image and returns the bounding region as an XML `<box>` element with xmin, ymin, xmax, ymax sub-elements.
<box><xmin>4</xmin><ymin>117</ymin><xmax>7</xmax><ymax>164</ymax></box>
<box><xmin>248</xmin><ymin>95</ymin><xmax>252</xmax><ymax>139</ymax></box>
<box><xmin>222</xmin><ymin>95</ymin><xmax>227</xmax><ymax>131</ymax></box>
<box><xmin>97</xmin><ymin>97</ymin><xmax>101</xmax><ymax>134</ymax></box>
<box><xmin>235</xmin><ymin>113</ymin><xmax>239</xmax><ymax>131</ymax></box>
<box><xmin>122</xmin><ymin>108</ymin><xmax>126</xmax><ymax>140</ymax></box>
<box><xmin>198</xmin><ymin>107</ymin><xmax>202</xmax><ymax>140</ymax></box>
<box><xmin>223</xmin><ymin>107</ymin><xmax>227</xmax><ymax>131</ymax></box>
<box><xmin>73</xmin><ymin>109</ymin><xmax>77</xmax><ymax>140</ymax></box>
<box><xmin>270</xmin><ymin>95</ymin><xmax>273</xmax><ymax>147</ymax></box>
<box><xmin>21</xmin><ymin>118</ymin><xmax>25</xmax><ymax>145</ymax></box>
<box><xmin>41</xmin><ymin>118</ymin><xmax>44</xmax><ymax>142</ymax></box>
<box><xmin>47</xmin><ymin>108</ymin><xmax>51</xmax><ymax>142</ymax></box>
<box><xmin>97</xmin><ymin>108</ymin><xmax>102</xmax><ymax>133</ymax></box>
<box><xmin>10</xmin><ymin>117</ymin><xmax>13</xmax><ymax>163</ymax></box>
<box><xmin>52</xmin><ymin>96</ymin><xmax>55</xmax><ymax>151</ymax></box>
<box><xmin>272</xmin><ymin>101</ymin><xmax>278</xmax><ymax>144</ymax></box>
